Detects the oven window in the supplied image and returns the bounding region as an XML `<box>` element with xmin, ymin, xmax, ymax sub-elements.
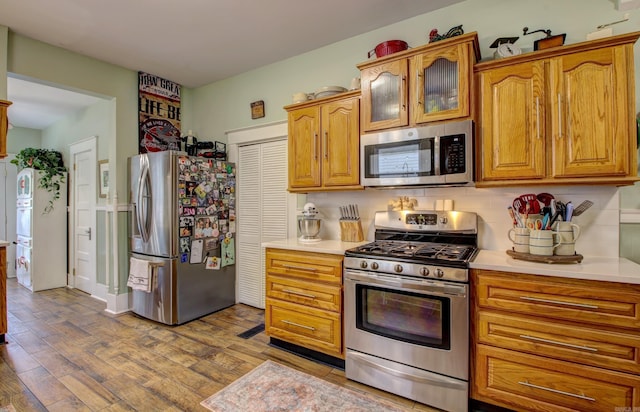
<box><xmin>355</xmin><ymin>284</ymin><xmax>450</xmax><ymax>349</ymax></box>
<box><xmin>364</xmin><ymin>138</ymin><xmax>434</xmax><ymax>178</ymax></box>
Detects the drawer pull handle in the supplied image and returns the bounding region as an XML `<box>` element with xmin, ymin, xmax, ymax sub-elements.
<box><xmin>282</xmin><ymin>264</ymin><xmax>318</xmax><ymax>272</ymax></box>
<box><xmin>282</xmin><ymin>289</ymin><xmax>317</xmax><ymax>299</ymax></box>
<box><xmin>520</xmin><ymin>296</ymin><xmax>599</xmax><ymax>309</ymax></box>
<box><xmin>518</xmin><ymin>380</ymin><xmax>595</xmax><ymax>402</ymax></box>
<box><xmin>282</xmin><ymin>320</ymin><xmax>316</xmax><ymax>331</ymax></box>
<box><xmin>519</xmin><ymin>335</ymin><xmax>598</xmax><ymax>352</ymax></box>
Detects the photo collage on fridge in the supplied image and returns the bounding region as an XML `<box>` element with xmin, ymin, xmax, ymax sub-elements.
<box><xmin>177</xmin><ymin>156</ymin><xmax>236</xmax><ymax>270</ymax></box>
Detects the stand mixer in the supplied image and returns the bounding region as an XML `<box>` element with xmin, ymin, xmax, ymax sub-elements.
<box><xmin>298</xmin><ymin>203</ymin><xmax>322</xmax><ymax>242</ymax></box>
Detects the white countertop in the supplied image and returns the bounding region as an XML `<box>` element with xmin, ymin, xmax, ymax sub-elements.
<box><xmin>262</xmin><ymin>238</ymin><xmax>369</xmax><ymax>255</ymax></box>
<box><xmin>471</xmin><ymin>249</ymin><xmax>640</xmax><ymax>284</ymax></box>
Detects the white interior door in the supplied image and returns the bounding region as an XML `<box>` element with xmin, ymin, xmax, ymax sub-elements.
<box><xmin>0</xmin><ymin>155</ymin><xmax>17</xmax><ymax>278</ymax></box>
<box><xmin>70</xmin><ymin>138</ymin><xmax>97</xmax><ymax>295</ymax></box>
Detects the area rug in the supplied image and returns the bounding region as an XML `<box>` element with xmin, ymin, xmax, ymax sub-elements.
<box><xmin>200</xmin><ymin>360</ymin><xmax>408</xmax><ymax>411</ymax></box>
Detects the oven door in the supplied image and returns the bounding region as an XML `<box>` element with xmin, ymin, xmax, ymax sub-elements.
<box><xmin>344</xmin><ymin>269</ymin><xmax>469</xmax><ymax>380</ymax></box>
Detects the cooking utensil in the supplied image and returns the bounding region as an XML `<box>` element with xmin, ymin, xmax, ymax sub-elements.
<box><xmin>519</xmin><ymin>193</ymin><xmax>540</xmax><ymax>213</ymax></box>
<box><xmin>572</xmin><ymin>200</ymin><xmax>594</xmax><ymax>217</ymax></box>
<box><xmin>565</xmin><ymin>202</ymin><xmax>574</xmax><ymax>222</ymax></box>
<box><xmin>537</xmin><ymin>193</ymin><xmax>555</xmax><ymax>206</ymax></box>
<box><xmin>513</xmin><ymin>198</ymin><xmax>525</xmax><ymax>214</ymax></box>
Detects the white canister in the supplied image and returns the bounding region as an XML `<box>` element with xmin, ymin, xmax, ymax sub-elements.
<box><xmin>292</xmin><ymin>92</ymin><xmax>308</xmax><ymax>104</ymax></box>
<box><xmin>508</xmin><ymin>227</ymin><xmax>530</xmax><ymax>254</ymax></box>
<box><xmin>553</xmin><ymin>222</ymin><xmax>581</xmax><ymax>256</ymax></box>
<box><xmin>529</xmin><ymin>230</ymin><xmax>561</xmax><ymax>256</ymax></box>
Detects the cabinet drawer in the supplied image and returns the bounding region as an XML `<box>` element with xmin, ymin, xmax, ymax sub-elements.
<box><xmin>266</xmin><ymin>248</ymin><xmax>343</xmax><ymax>284</ymax></box>
<box><xmin>265</xmin><ymin>298</ymin><xmax>342</xmax><ymax>358</ymax></box>
<box><xmin>473</xmin><ymin>270</ymin><xmax>640</xmax><ymax>330</ymax></box>
<box><xmin>476</xmin><ymin>310</ymin><xmax>640</xmax><ymax>375</ymax></box>
<box><xmin>266</xmin><ymin>275</ymin><xmax>341</xmax><ymax>312</ymax></box>
<box><xmin>473</xmin><ymin>344</ymin><xmax>640</xmax><ymax>412</ymax></box>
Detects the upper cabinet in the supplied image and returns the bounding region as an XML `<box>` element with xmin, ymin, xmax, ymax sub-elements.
<box><xmin>475</xmin><ymin>31</ymin><xmax>640</xmax><ymax>187</ymax></box>
<box><xmin>0</xmin><ymin>100</ymin><xmax>12</xmax><ymax>159</ymax></box>
<box><xmin>285</xmin><ymin>91</ymin><xmax>362</xmax><ymax>193</ymax></box>
<box><xmin>358</xmin><ymin>33</ymin><xmax>480</xmax><ymax>133</ymax></box>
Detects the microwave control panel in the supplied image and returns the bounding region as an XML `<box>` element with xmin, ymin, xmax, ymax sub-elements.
<box><xmin>440</xmin><ymin>134</ymin><xmax>466</xmax><ymax>175</ymax></box>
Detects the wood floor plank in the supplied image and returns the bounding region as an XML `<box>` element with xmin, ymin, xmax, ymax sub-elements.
<box><xmin>58</xmin><ymin>370</ymin><xmax>120</xmax><ymax>410</ymax></box>
<box><xmin>17</xmin><ymin>366</ymin><xmax>76</xmax><ymax>407</ymax></box>
<box><xmin>30</xmin><ymin>348</ymin><xmax>80</xmax><ymax>378</ymax></box>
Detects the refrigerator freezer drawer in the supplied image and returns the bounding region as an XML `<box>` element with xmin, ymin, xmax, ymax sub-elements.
<box><xmin>130</xmin><ymin>253</ymin><xmax>178</xmax><ymax>325</ymax></box>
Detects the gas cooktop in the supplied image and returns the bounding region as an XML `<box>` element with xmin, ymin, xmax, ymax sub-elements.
<box><xmin>347</xmin><ymin>240</ymin><xmax>477</xmax><ymax>264</ymax></box>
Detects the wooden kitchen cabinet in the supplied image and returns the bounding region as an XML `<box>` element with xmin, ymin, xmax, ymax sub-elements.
<box><xmin>475</xmin><ymin>31</ymin><xmax>640</xmax><ymax>187</ymax></box>
<box><xmin>265</xmin><ymin>248</ymin><xmax>345</xmax><ymax>358</ymax></box>
<box><xmin>471</xmin><ymin>269</ymin><xmax>640</xmax><ymax>411</ymax></box>
<box><xmin>358</xmin><ymin>32</ymin><xmax>479</xmax><ymax>133</ymax></box>
<box><xmin>0</xmin><ymin>100</ymin><xmax>12</xmax><ymax>159</ymax></box>
<box><xmin>285</xmin><ymin>91</ymin><xmax>362</xmax><ymax>193</ymax></box>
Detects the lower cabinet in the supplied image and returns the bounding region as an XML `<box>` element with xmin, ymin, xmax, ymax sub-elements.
<box><xmin>472</xmin><ymin>269</ymin><xmax>640</xmax><ymax>411</ymax></box>
<box><xmin>265</xmin><ymin>248</ymin><xmax>344</xmax><ymax>359</ymax></box>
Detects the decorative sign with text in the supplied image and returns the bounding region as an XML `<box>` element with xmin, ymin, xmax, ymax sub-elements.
<box><xmin>138</xmin><ymin>72</ymin><xmax>182</xmax><ymax>153</ymax></box>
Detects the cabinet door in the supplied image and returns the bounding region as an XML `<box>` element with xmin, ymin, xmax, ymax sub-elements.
<box><xmin>411</xmin><ymin>43</ymin><xmax>471</xmax><ymax>124</ymax></box>
<box><xmin>478</xmin><ymin>61</ymin><xmax>546</xmax><ymax>181</ymax></box>
<box><xmin>321</xmin><ymin>97</ymin><xmax>360</xmax><ymax>187</ymax></box>
<box><xmin>550</xmin><ymin>46</ymin><xmax>630</xmax><ymax>178</ymax></box>
<box><xmin>360</xmin><ymin>60</ymin><xmax>408</xmax><ymax>132</ymax></box>
<box><xmin>288</xmin><ymin>106</ymin><xmax>321</xmax><ymax>189</ymax></box>
<box><xmin>0</xmin><ymin>101</ymin><xmax>11</xmax><ymax>159</ymax></box>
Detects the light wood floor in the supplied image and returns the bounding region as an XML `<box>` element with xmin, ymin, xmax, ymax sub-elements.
<box><xmin>1</xmin><ymin>278</ymin><xmax>441</xmax><ymax>411</ymax></box>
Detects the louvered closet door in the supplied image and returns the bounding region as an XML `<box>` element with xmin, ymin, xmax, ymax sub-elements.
<box><xmin>238</xmin><ymin>139</ymin><xmax>288</xmax><ymax>308</ymax></box>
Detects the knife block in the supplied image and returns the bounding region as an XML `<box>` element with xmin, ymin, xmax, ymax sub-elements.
<box><xmin>340</xmin><ymin>220</ymin><xmax>364</xmax><ymax>242</ymax></box>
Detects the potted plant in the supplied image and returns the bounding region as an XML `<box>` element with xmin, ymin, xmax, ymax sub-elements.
<box><xmin>11</xmin><ymin>148</ymin><xmax>67</xmax><ymax>213</ymax></box>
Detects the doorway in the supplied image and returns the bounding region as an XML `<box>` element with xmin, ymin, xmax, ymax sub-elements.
<box><xmin>69</xmin><ymin>137</ymin><xmax>97</xmax><ymax>295</ymax></box>
<box><xmin>0</xmin><ymin>155</ymin><xmax>17</xmax><ymax>278</ymax></box>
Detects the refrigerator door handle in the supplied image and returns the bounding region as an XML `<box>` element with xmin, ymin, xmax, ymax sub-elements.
<box><xmin>137</xmin><ymin>155</ymin><xmax>152</xmax><ymax>243</ymax></box>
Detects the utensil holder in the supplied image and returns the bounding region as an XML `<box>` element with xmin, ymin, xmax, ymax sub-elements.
<box><xmin>340</xmin><ymin>220</ymin><xmax>364</xmax><ymax>242</ymax></box>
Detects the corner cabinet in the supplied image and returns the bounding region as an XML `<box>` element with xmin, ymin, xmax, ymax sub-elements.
<box><xmin>358</xmin><ymin>32</ymin><xmax>480</xmax><ymax>132</ymax></box>
<box><xmin>265</xmin><ymin>248</ymin><xmax>344</xmax><ymax>359</ymax></box>
<box><xmin>0</xmin><ymin>100</ymin><xmax>12</xmax><ymax>159</ymax></box>
<box><xmin>475</xmin><ymin>31</ymin><xmax>640</xmax><ymax>187</ymax></box>
<box><xmin>285</xmin><ymin>91</ymin><xmax>362</xmax><ymax>193</ymax></box>
<box><xmin>471</xmin><ymin>270</ymin><xmax>640</xmax><ymax>411</ymax></box>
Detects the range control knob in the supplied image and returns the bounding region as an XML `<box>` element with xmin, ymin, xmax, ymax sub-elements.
<box><xmin>435</xmin><ymin>269</ymin><xmax>445</xmax><ymax>278</ymax></box>
<box><xmin>394</xmin><ymin>264</ymin><xmax>403</xmax><ymax>273</ymax></box>
<box><xmin>439</xmin><ymin>216</ymin><xmax>448</xmax><ymax>225</ymax></box>
<box><xmin>420</xmin><ymin>267</ymin><xmax>430</xmax><ymax>276</ymax></box>
<box><xmin>359</xmin><ymin>261</ymin><xmax>368</xmax><ymax>269</ymax></box>
<box><xmin>371</xmin><ymin>262</ymin><xmax>379</xmax><ymax>270</ymax></box>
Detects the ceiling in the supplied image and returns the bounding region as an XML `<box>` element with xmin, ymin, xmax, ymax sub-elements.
<box><xmin>1</xmin><ymin>0</ymin><xmax>461</xmax><ymax>130</ymax></box>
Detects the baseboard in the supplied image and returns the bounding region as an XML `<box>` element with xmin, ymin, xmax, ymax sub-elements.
<box><xmin>105</xmin><ymin>291</ymin><xmax>132</xmax><ymax>315</ymax></box>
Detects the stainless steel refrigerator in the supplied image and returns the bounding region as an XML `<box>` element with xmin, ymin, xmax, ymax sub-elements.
<box><xmin>129</xmin><ymin>151</ymin><xmax>236</xmax><ymax>325</ymax></box>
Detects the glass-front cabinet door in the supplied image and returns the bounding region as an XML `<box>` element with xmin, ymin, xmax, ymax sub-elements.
<box><xmin>410</xmin><ymin>43</ymin><xmax>471</xmax><ymax>124</ymax></box>
<box><xmin>360</xmin><ymin>60</ymin><xmax>409</xmax><ymax>132</ymax></box>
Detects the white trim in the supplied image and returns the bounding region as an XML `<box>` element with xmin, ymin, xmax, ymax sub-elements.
<box><xmin>621</xmin><ymin>209</ymin><xmax>640</xmax><ymax>223</ymax></box>
<box><xmin>95</xmin><ymin>203</ymin><xmax>129</xmax><ymax>212</ymax></box>
<box><xmin>92</xmin><ymin>283</ymin><xmax>108</xmax><ymax>302</ymax></box>
<box><xmin>226</xmin><ymin>120</ymin><xmax>287</xmax><ymax>145</ymax></box>
<box><xmin>105</xmin><ymin>291</ymin><xmax>132</xmax><ymax>315</ymax></box>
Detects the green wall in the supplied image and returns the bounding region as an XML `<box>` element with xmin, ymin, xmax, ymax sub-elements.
<box><xmin>6</xmin><ymin>126</ymin><xmax>41</xmax><ymax>153</ymax></box>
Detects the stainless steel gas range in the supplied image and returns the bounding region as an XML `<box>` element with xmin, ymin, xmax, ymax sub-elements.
<box><xmin>344</xmin><ymin>210</ymin><xmax>478</xmax><ymax>412</ymax></box>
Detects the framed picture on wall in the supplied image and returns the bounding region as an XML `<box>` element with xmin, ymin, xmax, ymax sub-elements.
<box><xmin>98</xmin><ymin>159</ymin><xmax>109</xmax><ymax>198</ymax></box>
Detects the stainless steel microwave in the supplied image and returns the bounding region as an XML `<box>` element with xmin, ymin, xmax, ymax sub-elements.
<box><xmin>360</xmin><ymin>120</ymin><xmax>473</xmax><ymax>187</ymax></box>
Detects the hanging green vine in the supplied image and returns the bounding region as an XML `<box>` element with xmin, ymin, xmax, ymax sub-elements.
<box><xmin>11</xmin><ymin>148</ymin><xmax>67</xmax><ymax>213</ymax></box>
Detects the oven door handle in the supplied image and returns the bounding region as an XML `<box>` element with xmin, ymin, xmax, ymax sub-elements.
<box><xmin>345</xmin><ymin>271</ymin><xmax>467</xmax><ymax>297</ymax></box>
<box><xmin>348</xmin><ymin>351</ymin><xmax>467</xmax><ymax>390</ymax></box>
